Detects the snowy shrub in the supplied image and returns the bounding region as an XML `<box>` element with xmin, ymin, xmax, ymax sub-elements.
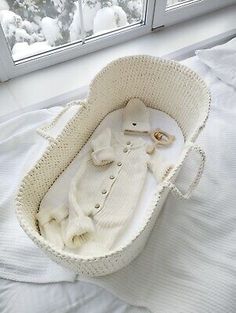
<box><xmin>69</xmin><ymin>2</ymin><xmax>81</xmax><ymax>41</ymax></box>
<box><xmin>93</xmin><ymin>5</ymin><xmax>127</xmax><ymax>34</ymax></box>
<box><xmin>127</xmin><ymin>0</ymin><xmax>142</xmax><ymax>21</ymax></box>
<box><xmin>0</xmin><ymin>7</ymin><xmax>43</xmax><ymax>50</ymax></box>
<box><xmin>83</xmin><ymin>0</ymin><xmax>101</xmax><ymax>34</ymax></box>
<box><xmin>0</xmin><ymin>0</ymin><xmax>144</xmax><ymax>58</ymax></box>
<box><xmin>41</xmin><ymin>17</ymin><xmax>62</xmax><ymax>46</ymax></box>
<box><xmin>112</xmin><ymin>5</ymin><xmax>128</xmax><ymax>27</ymax></box>
<box><xmin>0</xmin><ymin>0</ymin><xmax>9</xmax><ymax>10</ymax></box>
<box><xmin>52</xmin><ymin>0</ymin><xmax>66</xmax><ymax>13</ymax></box>
<box><xmin>12</xmin><ymin>41</ymin><xmax>51</xmax><ymax>59</ymax></box>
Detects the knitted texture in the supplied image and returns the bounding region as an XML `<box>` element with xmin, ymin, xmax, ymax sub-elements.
<box><xmin>16</xmin><ymin>56</ymin><xmax>210</xmax><ymax>277</ymax></box>
<box><xmin>91</xmin><ymin>128</ymin><xmax>116</xmax><ymax>166</ymax></box>
<box><xmin>122</xmin><ymin>98</ymin><xmax>151</xmax><ymax>134</ymax></box>
<box><xmin>37</xmin><ymin>128</ymin><xmax>169</xmax><ymax>253</ymax></box>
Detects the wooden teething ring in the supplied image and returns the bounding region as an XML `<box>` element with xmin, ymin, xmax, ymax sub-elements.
<box><xmin>150</xmin><ymin>129</ymin><xmax>175</xmax><ymax>147</ymax></box>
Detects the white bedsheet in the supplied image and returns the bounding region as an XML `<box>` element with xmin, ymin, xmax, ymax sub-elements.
<box><xmin>0</xmin><ymin>279</ymin><xmax>143</xmax><ymax>313</ymax></box>
<box><xmin>0</xmin><ymin>107</ymin><xmax>77</xmax><ymax>283</ymax></box>
<box><xmin>1</xmin><ymin>53</ymin><xmax>236</xmax><ymax>313</ymax></box>
<box><xmin>196</xmin><ymin>37</ymin><xmax>236</xmax><ymax>88</ymax></box>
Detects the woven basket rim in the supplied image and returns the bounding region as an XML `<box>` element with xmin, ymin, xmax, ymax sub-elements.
<box><xmin>88</xmin><ymin>55</ymin><xmax>211</xmax><ymax>142</ymax></box>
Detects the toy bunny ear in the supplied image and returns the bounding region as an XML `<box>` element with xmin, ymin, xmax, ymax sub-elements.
<box><xmin>91</xmin><ymin>128</ymin><xmax>116</xmax><ymax>166</ymax></box>
<box><xmin>122</xmin><ymin>98</ymin><xmax>151</xmax><ymax>134</ymax></box>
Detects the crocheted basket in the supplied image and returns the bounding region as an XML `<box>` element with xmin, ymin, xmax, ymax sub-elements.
<box><xmin>16</xmin><ymin>56</ymin><xmax>210</xmax><ymax>277</ymax></box>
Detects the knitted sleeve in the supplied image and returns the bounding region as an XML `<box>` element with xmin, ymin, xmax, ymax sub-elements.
<box><xmin>36</xmin><ymin>191</ymin><xmax>69</xmax><ymax>249</ymax></box>
<box><xmin>63</xmin><ymin>157</ymin><xmax>95</xmax><ymax>248</ymax></box>
<box><xmin>91</xmin><ymin>128</ymin><xmax>115</xmax><ymax>166</ymax></box>
<box><xmin>148</xmin><ymin>151</ymin><xmax>173</xmax><ymax>182</ymax></box>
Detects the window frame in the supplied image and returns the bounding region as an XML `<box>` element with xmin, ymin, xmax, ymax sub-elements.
<box><xmin>0</xmin><ymin>0</ymin><xmax>236</xmax><ymax>82</ymax></box>
<box><xmin>0</xmin><ymin>0</ymin><xmax>155</xmax><ymax>82</ymax></box>
<box><xmin>153</xmin><ymin>0</ymin><xmax>236</xmax><ymax>28</ymax></box>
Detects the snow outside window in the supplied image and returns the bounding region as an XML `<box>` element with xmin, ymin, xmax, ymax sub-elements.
<box><xmin>0</xmin><ymin>0</ymin><xmax>235</xmax><ymax>81</ymax></box>
<box><xmin>0</xmin><ymin>0</ymin><xmax>146</xmax><ymax>61</ymax></box>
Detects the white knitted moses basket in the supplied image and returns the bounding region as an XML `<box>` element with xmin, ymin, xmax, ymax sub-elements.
<box><xmin>16</xmin><ymin>56</ymin><xmax>210</xmax><ymax>277</ymax></box>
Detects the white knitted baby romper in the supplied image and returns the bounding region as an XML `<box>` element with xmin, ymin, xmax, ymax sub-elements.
<box><xmin>37</xmin><ymin>99</ymin><xmax>171</xmax><ymax>256</ymax></box>
<box><xmin>66</xmin><ymin>128</ymin><xmax>166</xmax><ymax>254</ymax></box>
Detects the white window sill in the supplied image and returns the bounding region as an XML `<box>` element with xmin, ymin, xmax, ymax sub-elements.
<box><xmin>0</xmin><ymin>4</ymin><xmax>235</xmax><ymax>122</ymax></box>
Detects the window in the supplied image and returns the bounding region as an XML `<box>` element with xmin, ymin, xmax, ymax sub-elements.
<box><xmin>153</xmin><ymin>0</ymin><xmax>236</xmax><ymax>28</ymax></box>
<box><xmin>0</xmin><ymin>0</ymin><xmax>147</xmax><ymax>61</ymax></box>
<box><xmin>167</xmin><ymin>0</ymin><xmax>193</xmax><ymax>8</ymax></box>
<box><xmin>0</xmin><ymin>0</ymin><xmax>235</xmax><ymax>81</ymax></box>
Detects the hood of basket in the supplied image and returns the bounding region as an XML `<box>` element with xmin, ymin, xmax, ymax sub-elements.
<box><xmin>88</xmin><ymin>55</ymin><xmax>211</xmax><ymax>142</ymax></box>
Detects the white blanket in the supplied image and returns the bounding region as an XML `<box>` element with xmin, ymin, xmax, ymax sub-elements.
<box><xmin>0</xmin><ymin>279</ymin><xmax>141</xmax><ymax>313</ymax></box>
<box><xmin>196</xmin><ymin>37</ymin><xmax>236</xmax><ymax>88</ymax></box>
<box><xmin>0</xmin><ymin>108</ymin><xmax>77</xmax><ymax>283</ymax></box>
<box><xmin>1</xmin><ymin>53</ymin><xmax>236</xmax><ymax>313</ymax></box>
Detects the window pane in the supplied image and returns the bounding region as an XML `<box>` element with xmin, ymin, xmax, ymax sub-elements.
<box><xmin>86</xmin><ymin>0</ymin><xmax>144</xmax><ymax>37</ymax></box>
<box><xmin>0</xmin><ymin>0</ymin><xmax>145</xmax><ymax>62</ymax></box>
<box><xmin>167</xmin><ymin>0</ymin><xmax>199</xmax><ymax>8</ymax></box>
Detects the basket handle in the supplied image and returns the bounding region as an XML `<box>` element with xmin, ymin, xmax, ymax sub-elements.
<box><xmin>166</xmin><ymin>144</ymin><xmax>206</xmax><ymax>200</ymax></box>
<box><xmin>37</xmin><ymin>101</ymin><xmax>82</xmax><ymax>142</ymax></box>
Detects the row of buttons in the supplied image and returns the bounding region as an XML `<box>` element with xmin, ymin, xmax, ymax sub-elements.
<box><xmin>94</xmin><ymin>143</ymin><xmax>131</xmax><ymax>211</ymax></box>
<box><xmin>94</xmin><ymin>162</ymin><xmax>122</xmax><ymax>209</ymax></box>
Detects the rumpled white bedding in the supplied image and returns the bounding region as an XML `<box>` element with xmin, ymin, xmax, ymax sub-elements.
<box><xmin>0</xmin><ymin>107</ymin><xmax>77</xmax><ymax>283</ymax></box>
<box><xmin>0</xmin><ymin>279</ymin><xmax>142</xmax><ymax>313</ymax></box>
<box><xmin>196</xmin><ymin>37</ymin><xmax>236</xmax><ymax>88</ymax></box>
<box><xmin>1</xmin><ymin>43</ymin><xmax>236</xmax><ymax>313</ymax></box>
